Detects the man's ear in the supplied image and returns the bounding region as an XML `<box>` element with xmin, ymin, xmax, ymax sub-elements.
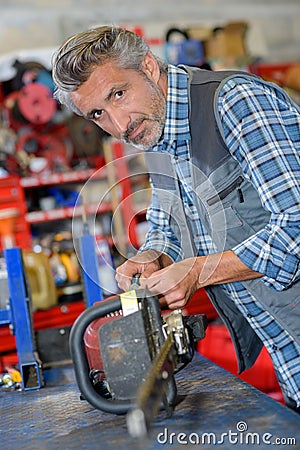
<box><xmin>141</xmin><ymin>52</ymin><xmax>160</xmax><ymax>83</ymax></box>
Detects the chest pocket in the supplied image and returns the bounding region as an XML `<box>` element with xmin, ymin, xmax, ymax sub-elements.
<box><xmin>195</xmin><ymin>169</ymin><xmax>270</xmax><ymax>251</ymax></box>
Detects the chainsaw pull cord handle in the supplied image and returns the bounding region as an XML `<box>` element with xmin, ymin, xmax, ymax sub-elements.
<box><xmin>69</xmin><ymin>296</ymin><xmax>134</xmax><ymax>415</ymax></box>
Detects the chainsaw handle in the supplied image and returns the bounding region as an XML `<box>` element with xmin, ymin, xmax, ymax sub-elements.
<box><xmin>69</xmin><ymin>296</ymin><xmax>134</xmax><ymax>415</ymax></box>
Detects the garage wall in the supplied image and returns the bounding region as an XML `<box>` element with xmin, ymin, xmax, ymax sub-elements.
<box><xmin>0</xmin><ymin>0</ymin><xmax>300</xmax><ymax>63</ymax></box>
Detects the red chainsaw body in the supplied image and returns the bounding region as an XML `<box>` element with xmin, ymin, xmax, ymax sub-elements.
<box><xmin>83</xmin><ymin>300</ymin><xmax>122</xmax><ymax>372</ymax></box>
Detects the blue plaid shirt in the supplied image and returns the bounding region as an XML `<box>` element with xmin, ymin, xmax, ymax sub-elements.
<box><xmin>141</xmin><ymin>65</ymin><xmax>300</xmax><ymax>405</ymax></box>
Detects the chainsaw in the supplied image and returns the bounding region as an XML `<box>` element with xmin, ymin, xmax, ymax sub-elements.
<box><xmin>69</xmin><ymin>276</ymin><xmax>207</xmax><ymax>438</ymax></box>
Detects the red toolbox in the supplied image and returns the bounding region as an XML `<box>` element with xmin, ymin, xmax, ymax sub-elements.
<box><xmin>197</xmin><ymin>321</ymin><xmax>284</xmax><ymax>403</ymax></box>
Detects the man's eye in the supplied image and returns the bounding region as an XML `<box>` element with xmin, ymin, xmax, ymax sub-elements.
<box><xmin>115</xmin><ymin>90</ymin><xmax>125</xmax><ymax>99</ymax></box>
<box><xmin>93</xmin><ymin>110</ymin><xmax>103</xmax><ymax>120</ymax></box>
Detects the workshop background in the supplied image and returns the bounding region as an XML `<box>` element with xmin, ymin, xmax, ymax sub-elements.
<box><xmin>1</xmin><ymin>0</ymin><xmax>300</xmax><ymax>403</ymax></box>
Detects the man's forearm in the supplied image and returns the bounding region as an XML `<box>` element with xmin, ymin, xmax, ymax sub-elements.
<box><xmin>196</xmin><ymin>250</ymin><xmax>263</xmax><ymax>288</ymax></box>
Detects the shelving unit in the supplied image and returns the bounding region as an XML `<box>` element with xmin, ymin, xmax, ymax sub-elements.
<box><xmin>0</xmin><ymin>142</ymin><xmax>149</xmax><ymax>256</ymax></box>
<box><xmin>21</xmin><ymin>169</ymin><xmax>111</xmax><ymax>225</ymax></box>
<box><xmin>13</xmin><ymin>140</ymin><xmax>150</xmax><ymax>252</ymax></box>
<box><xmin>0</xmin><ymin>139</ymin><xmax>151</xmax><ymax>371</ymax></box>
<box><xmin>22</xmin><ymin>167</ymin><xmax>108</xmax><ymax>232</ymax></box>
<box><xmin>0</xmin><ymin>141</ymin><xmax>151</xmax><ymax>300</ymax></box>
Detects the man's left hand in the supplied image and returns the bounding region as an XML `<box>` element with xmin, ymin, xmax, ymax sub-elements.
<box><xmin>139</xmin><ymin>257</ymin><xmax>200</xmax><ymax>309</ymax></box>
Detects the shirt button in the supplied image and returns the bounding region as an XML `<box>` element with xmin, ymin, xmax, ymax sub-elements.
<box><xmin>247</xmin><ymin>314</ymin><xmax>252</xmax><ymax>318</ymax></box>
<box><xmin>272</xmin><ymin>344</ymin><xmax>278</xmax><ymax>351</ymax></box>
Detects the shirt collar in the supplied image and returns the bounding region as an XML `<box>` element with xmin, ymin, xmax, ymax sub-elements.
<box><xmin>159</xmin><ymin>64</ymin><xmax>191</xmax><ymax>146</ymax></box>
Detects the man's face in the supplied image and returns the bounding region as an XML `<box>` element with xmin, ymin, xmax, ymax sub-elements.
<box><xmin>71</xmin><ymin>56</ymin><xmax>166</xmax><ymax>150</ymax></box>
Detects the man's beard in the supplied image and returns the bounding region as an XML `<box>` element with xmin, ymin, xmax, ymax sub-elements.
<box><xmin>121</xmin><ymin>81</ymin><xmax>166</xmax><ymax>151</ymax></box>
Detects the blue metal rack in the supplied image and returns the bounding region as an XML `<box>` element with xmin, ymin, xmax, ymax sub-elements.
<box><xmin>77</xmin><ymin>232</ymin><xmax>104</xmax><ymax>308</ymax></box>
<box><xmin>0</xmin><ymin>247</ymin><xmax>43</xmax><ymax>390</ymax></box>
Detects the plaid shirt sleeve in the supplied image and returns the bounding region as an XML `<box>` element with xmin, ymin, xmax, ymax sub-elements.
<box><xmin>218</xmin><ymin>76</ymin><xmax>300</xmax><ymax>290</ymax></box>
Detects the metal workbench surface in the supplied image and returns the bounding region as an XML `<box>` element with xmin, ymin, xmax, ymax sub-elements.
<box><xmin>1</xmin><ymin>353</ymin><xmax>299</xmax><ymax>450</ymax></box>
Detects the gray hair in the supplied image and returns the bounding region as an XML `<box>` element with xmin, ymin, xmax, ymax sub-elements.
<box><xmin>52</xmin><ymin>25</ymin><xmax>167</xmax><ymax>114</ymax></box>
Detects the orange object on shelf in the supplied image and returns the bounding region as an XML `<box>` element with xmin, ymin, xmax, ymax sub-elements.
<box><xmin>0</xmin><ymin>207</ymin><xmax>18</xmax><ymax>248</ymax></box>
<box><xmin>0</xmin><ymin>176</ymin><xmax>32</xmax><ymax>251</ymax></box>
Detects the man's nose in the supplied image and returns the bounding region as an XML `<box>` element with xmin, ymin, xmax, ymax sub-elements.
<box><xmin>109</xmin><ymin>110</ymin><xmax>130</xmax><ymax>135</ymax></box>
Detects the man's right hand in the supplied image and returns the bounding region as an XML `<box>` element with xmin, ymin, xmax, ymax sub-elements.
<box><xmin>115</xmin><ymin>249</ymin><xmax>171</xmax><ymax>291</ymax></box>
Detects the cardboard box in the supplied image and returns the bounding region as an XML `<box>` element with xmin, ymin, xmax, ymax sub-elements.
<box><xmin>188</xmin><ymin>21</ymin><xmax>248</xmax><ymax>60</ymax></box>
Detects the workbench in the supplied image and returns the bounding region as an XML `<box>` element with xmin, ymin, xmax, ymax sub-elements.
<box><xmin>1</xmin><ymin>353</ymin><xmax>299</xmax><ymax>450</ymax></box>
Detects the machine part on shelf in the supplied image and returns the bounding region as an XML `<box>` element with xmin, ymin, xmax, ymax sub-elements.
<box><xmin>69</xmin><ymin>283</ymin><xmax>207</xmax><ymax>434</ymax></box>
<box><xmin>2</xmin><ymin>59</ymin><xmax>56</xmax><ymax>124</ymax></box>
<box><xmin>0</xmin><ymin>247</ymin><xmax>43</xmax><ymax>390</ymax></box>
<box><xmin>17</xmin><ymin>83</ymin><xmax>56</xmax><ymax>125</ymax></box>
<box><xmin>4</xmin><ymin>83</ymin><xmax>56</xmax><ymax>127</ymax></box>
<box><xmin>46</xmin><ymin>186</ymin><xmax>79</xmax><ymax>207</ymax></box>
<box><xmin>15</xmin><ymin>130</ymin><xmax>73</xmax><ymax>174</ymax></box>
<box><xmin>28</xmin><ymin>156</ymin><xmax>49</xmax><ymax>174</ymax></box>
<box><xmin>37</xmin><ymin>132</ymin><xmax>72</xmax><ymax>172</ymax></box>
<box><xmin>50</xmin><ymin>233</ymin><xmax>81</xmax><ymax>285</ymax></box>
<box><xmin>16</xmin><ymin>131</ymin><xmax>39</xmax><ymax>154</ymax></box>
<box><xmin>0</xmin><ymin>126</ymin><xmax>16</xmax><ymax>155</ymax></box>
<box><xmin>66</xmin><ymin>114</ymin><xmax>105</xmax><ymax>165</ymax></box>
<box><xmin>59</xmin><ymin>253</ymin><xmax>80</xmax><ymax>283</ymax></box>
<box><xmin>5</xmin><ymin>59</ymin><xmax>52</xmax><ymax>93</ymax></box>
<box><xmin>57</xmin><ymin>282</ymin><xmax>83</xmax><ymax>304</ymax></box>
<box><xmin>49</xmin><ymin>245</ymin><xmax>68</xmax><ymax>286</ymax></box>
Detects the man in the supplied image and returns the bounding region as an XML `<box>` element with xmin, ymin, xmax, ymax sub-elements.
<box><xmin>52</xmin><ymin>26</ymin><xmax>300</xmax><ymax>412</ymax></box>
